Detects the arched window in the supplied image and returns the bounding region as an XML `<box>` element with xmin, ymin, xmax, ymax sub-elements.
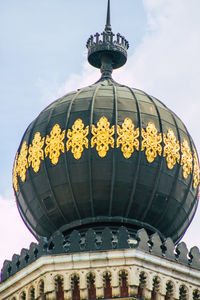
<box><xmin>165</xmin><ymin>281</ymin><xmax>174</xmax><ymax>300</ymax></box>
<box><xmin>193</xmin><ymin>289</ymin><xmax>200</xmax><ymax>300</ymax></box>
<box><xmin>55</xmin><ymin>275</ymin><xmax>64</xmax><ymax>300</ymax></box>
<box><xmin>151</xmin><ymin>276</ymin><xmax>160</xmax><ymax>300</ymax></box>
<box><xmin>30</xmin><ymin>286</ymin><xmax>35</xmax><ymax>300</ymax></box>
<box><xmin>87</xmin><ymin>273</ymin><xmax>96</xmax><ymax>299</ymax></box>
<box><xmin>71</xmin><ymin>274</ymin><xmax>80</xmax><ymax>300</ymax></box>
<box><xmin>20</xmin><ymin>292</ymin><xmax>26</xmax><ymax>300</ymax></box>
<box><xmin>137</xmin><ymin>271</ymin><xmax>147</xmax><ymax>298</ymax></box>
<box><xmin>119</xmin><ymin>270</ymin><xmax>128</xmax><ymax>297</ymax></box>
<box><xmin>179</xmin><ymin>285</ymin><xmax>188</xmax><ymax>300</ymax></box>
<box><xmin>103</xmin><ymin>272</ymin><xmax>112</xmax><ymax>298</ymax></box>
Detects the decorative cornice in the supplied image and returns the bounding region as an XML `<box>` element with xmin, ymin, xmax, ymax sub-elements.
<box><xmin>1</xmin><ymin>227</ymin><xmax>200</xmax><ymax>282</ymax></box>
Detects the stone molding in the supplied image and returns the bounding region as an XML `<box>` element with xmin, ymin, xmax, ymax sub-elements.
<box><xmin>1</xmin><ymin>227</ymin><xmax>200</xmax><ymax>283</ymax></box>
<box><xmin>0</xmin><ymin>247</ymin><xmax>200</xmax><ymax>299</ymax></box>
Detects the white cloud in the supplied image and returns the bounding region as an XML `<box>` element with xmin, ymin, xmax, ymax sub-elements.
<box><xmin>57</xmin><ymin>61</ymin><xmax>100</xmax><ymax>96</ymax></box>
<box><xmin>116</xmin><ymin>1</ymin><xmax>200</xmax><ymax>90</ymax></box>
<box><xmin>36</xmin><ymin>57</ymin><xmax>100</xmax><ymax>105</ymax></box>
<box><xmin>0</xmin><ymin>194</ymin><xmax>36</xmax><ymax>270</ymax></box>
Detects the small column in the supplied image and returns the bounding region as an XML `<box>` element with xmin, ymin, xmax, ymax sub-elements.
<box><xmin>143</xmin><ymin>273</ymin><xmax>152</xmax><ymax>299</ymax></box>
<box><xmin>24</xmin><ymin>287</ymin><xmax>29</xmax><ymax>300</ymax></box>
<box><xmin>45</xmin><ymin>273</ymin><xmax>56</xmax><ymax>300</ymax></box>
<box><xmin>79</xmin><ymin>272</ymin><xmax>87</xmax><ymax>299</ymax></box>
<box><xmin>143</xmin><ymin>287</ymin><xmax>152</xmax><ymax>299</ymax></box>
<box><xmin>95</xmin><ymin>270</ymin><xmax>104</xmax><ymax>298</ymax></box>
<box><xmin>64</xmin><ymin>273</ymin><xmax>71</xmax><ymax>300</ymax></box>
<box><xmin>159</xmin><ymin>279</ymin><xmax>167</xmax><ymax>300</ymax></box>
<box><xmin>111</xmin><ymin>269</ymin><xmax>120</xmax><ymax>297</ymax></box>
<box><xmin>34</xmin><ymin>281</ymin><xmax>39</xmax><ymax>299</ymax></box>
<box><xmin>129</xmin><ymin>267</ymin><xmax>139</xmax><ymax>297</ymax></box>
<box><xmin>174</xmin><ymin>283</ymin><xmax>179</xmax><ymax>299</ymax></box>
<box><xmin>188</xmin><ymin>287</ymin><xmax>193</xmax><ymax>300</ymax></box>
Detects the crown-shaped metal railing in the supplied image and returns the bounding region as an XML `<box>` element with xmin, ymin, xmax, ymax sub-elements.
<box><xmin>86</xmin><ymin>0</ymin><xmax>129</xmax><ymax>76</ymax></box>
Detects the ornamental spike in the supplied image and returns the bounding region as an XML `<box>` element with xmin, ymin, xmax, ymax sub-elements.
<box><xmin>105</xmin><ymin>0</ymin><xmax>111</xmax><ymax>33</ymax></box>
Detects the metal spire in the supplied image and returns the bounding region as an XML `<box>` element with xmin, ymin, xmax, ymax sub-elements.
<box><xmin>86</xmin><ymin>0</ymin><xmax>129</xmax><ymax>73</ymax></box>
<box><xmin>105</xmin><ymin>0</ymin><xmax>111</xmax><ymax>33</ymax></box>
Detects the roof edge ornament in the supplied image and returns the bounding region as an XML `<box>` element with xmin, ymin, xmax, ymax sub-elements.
<box><xmin>86</xmin><ymin>0</ymin><xmax>129</xmax><ymax>78</ymax></box>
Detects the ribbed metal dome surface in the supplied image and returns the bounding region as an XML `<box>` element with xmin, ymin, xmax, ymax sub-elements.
<box><xmin>13</xmin><ymin>78</ymin><xmax>199</xmax><ymax>243</ymax></box>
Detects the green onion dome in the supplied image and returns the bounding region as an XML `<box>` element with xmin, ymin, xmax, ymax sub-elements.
<box><xmin>12</xmin><ymin>1</ymin><xmax>199</xmax><ymax>243</ymax></box>
<box><xmin>13</xmin><ymin>77</ymin><xmax>200</xmax><ymax>243</ymax></box>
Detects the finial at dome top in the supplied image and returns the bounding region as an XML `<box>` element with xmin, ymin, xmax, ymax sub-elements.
<box><xmin>86</xmin><ymin>0</ymin><xmax>129</xmax><ymax>78</ymax></box>
<box><xmin>105</xmin><ymin>0</ymin><xmax>111</xmax><ymax>33</ymax></box>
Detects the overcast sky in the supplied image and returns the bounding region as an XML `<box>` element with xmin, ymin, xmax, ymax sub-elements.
<box><xmin>0</xmin><ymin>0</ymin><xmax>200</xmax><ymax>269</ymax></box>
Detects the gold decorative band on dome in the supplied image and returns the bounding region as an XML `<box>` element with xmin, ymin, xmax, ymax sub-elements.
<box><xmin>141</xmin><ymin>122</ymin><xmax>162</xmax><ymax>163</ymax></box>
<box><xmin>193</xmin><ymin>150</ymin><xmax>200</xmax><ymax>189</ymax></box>
<box><xmin>45</xmin><ymin>124</ymin><xmax>65</xmax><ymax>165</ymax></box>
<box><xmin>163</xmin><ymin>129</ymin><xmax>180</xmax><ymax>169</ymax></box>
<box><xmin>181</xmin><ymin>139</ymin><xmax>193</xmax><ymax>179</ymax></box>
<box><xmin>91</xmin><ymin>116</ymin><xmax>115</xmax><ymax>158</ymax></box>
<box><xmin>13</xmin><ymin>153</ymin><xmax>19</xmax><ymax>192</ymax></box>
<box><xmin>13</xmin><ymin>117</ymin><xmax>200</xmax><ymax>193</ymax></box>
<box><xmin>28</xmin><ymin>132</ymin><xmax>45</xmax><ymax>172</ymax></box>
<box><xmin>17</xmin><ymin>141</ymin><xmax>28</xmax><ymax>182</ymax></box>
<box><xmin>66</xmin><ymin>119</ymin><xmax>89</xmax><ymax>160</ymax></box>
<box><xmin>12</xmin><ymin>142</ymin><xmax>28</xmax><ymax>192</ymax></box>
<box><xmin>117</xmin><ymin>118</ymin><xmax>139</xmax><ymax>159</ymax></box>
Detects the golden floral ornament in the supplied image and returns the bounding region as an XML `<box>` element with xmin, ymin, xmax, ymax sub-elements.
<box><xmin>91</xmin><ymin>116</ymin><xmax>115</xmax><ymax>158</ymax></box>
<box><xmin>66</xmin><ymin>119</ymin><xmax>89</xmax><ymax>160</ymax></box>
<box><xmin>181</xmin><ymin>139</ymin><xmax>193</xmax><ymax>179</ymax></box>
<box><xmin>163</xmin><ymin>129</ymin><xmax>180</xmax><ymax>169</ymax></box>
<box><xmin>141</xmin><ymin>122</ymin><xmax>162</xmax><ymax>163</ymax></box>
<box><xmin>45</xmin><ymin>124</ymin><xmax>65</xmax><ymax>165</ymax></box>
<box><xmin>28</xmin><ymin>132</ymin><xmax>45</xmax><ymax>172</ymax></box>
<box><xmin>17</xmin><ymin>141</ymin><xmax>28</xmax><ymax>182</ymax></box>
<box><xmin>117</xmin><ymin>118</ymin><xmax>139</xmax><ymax>159</ymax></box>
<box><xmin>193</xmin><ymin>150</ymin><xmax>200</xmax><ymax>189</ymax></box>
<box><xmin>13</xmin><ymin>153</ymin><xmax>19</xmax><ymax>192</ymax></box>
